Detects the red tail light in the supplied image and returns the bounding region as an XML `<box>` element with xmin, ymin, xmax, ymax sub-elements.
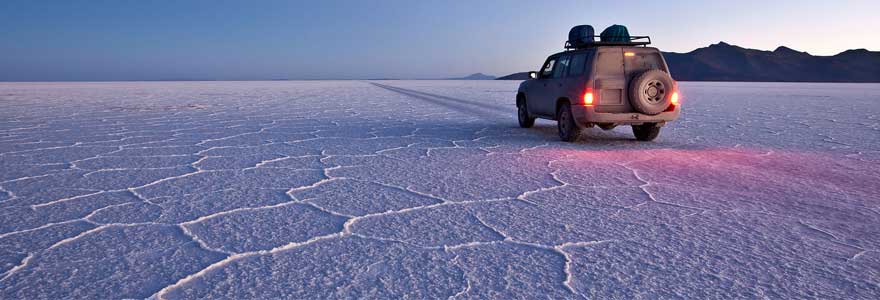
<box><xmin>583</xmin><ymin>89</ymin><xmax>594</xmax><ymax>106</ymax></box>
<box><xmin>671</xmin><ymin>91</ymin><xmax>680</xmax><ymax>105</ymax></box>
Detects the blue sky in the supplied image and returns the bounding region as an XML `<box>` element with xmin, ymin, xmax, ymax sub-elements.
<box><xmin>1</xmin><ymin>0</ymin><xmax>878</xmax><ymax>81</ymax></box>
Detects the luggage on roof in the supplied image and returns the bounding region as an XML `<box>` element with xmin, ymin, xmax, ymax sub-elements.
<box><xmin>600</xmin><ymin>25</ymin><xmax>631</xmax><ymax>43</ymax></box>
<box><xmin>567</xmin><ymin>25</ymin><xmax>595</xmax><ymax>48</ymax></box>
<box><xmin>564</xmin><ymin>24</ymin><xmax>651</xmax><ymax>49</ymax></box>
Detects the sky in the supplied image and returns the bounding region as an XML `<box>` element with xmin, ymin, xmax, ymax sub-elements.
<box><xmin>1</xmin><ymin>0</ymin><xmax>878</xmax><ymax>81</ymax></box>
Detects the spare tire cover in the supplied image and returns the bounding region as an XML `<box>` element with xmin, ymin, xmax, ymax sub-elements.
<box><xmin>629</xmin><ymin>69</ymin><xmax>674</xmax><ymax>115</ymax></box>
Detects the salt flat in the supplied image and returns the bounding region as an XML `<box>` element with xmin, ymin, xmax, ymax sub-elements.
<box><xmin>0</xmin><ymin>80</ymin><xmax>878</xmax><ymax>299</ymax></box>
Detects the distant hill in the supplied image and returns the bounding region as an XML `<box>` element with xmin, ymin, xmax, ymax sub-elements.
<box><xmin>496</xmin><ymin>42</ymin><xmax>880</xmax><ymax>82</ymax></box>
<box><xmin>496</xmin><ymin>72</ymin><xmax>531</xmax><ymax>80</ymax></box>
<box><xmin>663</xmin><ymin>42</ymin><xmax>880</xmax><ymax>82</ymax></box>
<box><xmin>447</xmin><ymin>73</ymin><xmax>496</xmax><ymax>80</ymax></box>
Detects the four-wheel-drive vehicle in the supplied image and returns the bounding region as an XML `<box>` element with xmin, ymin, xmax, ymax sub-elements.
<box><xmin>516</xmin><ymin>24</ymin><xmax>680</xmax><ymax>142</ymax></box>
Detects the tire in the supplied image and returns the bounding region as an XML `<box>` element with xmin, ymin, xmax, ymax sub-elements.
<box><xmin>629</xmin><ymin>69</ymin><xmax>674</xmax><ymax>115</ymax></box>
<box><xmin>598</xmin><ymin>123</ymin><xmax>617</xmax><ymax>131</ymax></box>
<box><xmin>557</xmin><ymin>103</ymin><xmax>582</xmax><ymax>142</ymax></box>
<box><xmin>517</xmin><ymin>96</ymin><xmax>535</xmax><ymax>128</ymax></box>
<box><xmin>632</xmin><ymin>123</ymin><xmax>661</xmax><ymax>141</ymax></box>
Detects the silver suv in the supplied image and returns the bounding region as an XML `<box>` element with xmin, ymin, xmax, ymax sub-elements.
<box><xmin>516</xmin><ymin>25</ymin><xmax>680</xmax><ymax>142</ymax></box>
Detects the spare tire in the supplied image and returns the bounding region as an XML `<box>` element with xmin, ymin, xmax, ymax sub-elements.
<box><xmin>629</xmin><ymin>69</ymin><xmax>674</xmax><ymax>115</ymax></box>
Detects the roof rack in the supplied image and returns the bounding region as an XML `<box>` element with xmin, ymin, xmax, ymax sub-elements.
<box><xmin>564</xmin><ymin>36</ymin><xmax>651</xmax><ymax>50</ymax></box>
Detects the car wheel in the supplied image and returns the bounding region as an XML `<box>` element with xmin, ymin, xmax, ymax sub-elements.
<box><xmin>557</xmin><ymin>103</ymin><xmax>581</xmax><ymax>142</ymax></box>
<box><xmin>598</xmin><ymin>123</ymin><xmax>617</xmax><ymax>131</ymax></box>
<box><xmin>517</xmin><ymin>96</ymin><xmax>535</xmax><ymax>128</ymax></box>
<box><xmin>632</xmin><ymin>123</ymin><xmax>661</xmax><ymax>141</ymax></box>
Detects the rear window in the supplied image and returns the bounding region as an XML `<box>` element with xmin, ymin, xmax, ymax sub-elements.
<box><xmin>568</xmin><ymin>49</ymin><xmax>596</xmax><ymax>76</ymax></box>
<box><xmin>568</xmin><ymin>53</ymin><xmax>587</xmax><ymax>76</ymax></box>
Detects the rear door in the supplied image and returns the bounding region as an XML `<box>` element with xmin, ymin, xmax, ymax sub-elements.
<box><xmin>622</xmin><ymin>48</ymin><xmax>668</xmax><ymax>77</ymax></box>
<box><xmin>592</xmin><ymin>47</ymin><xmax>627</xmax><ymax>112</ymax></box>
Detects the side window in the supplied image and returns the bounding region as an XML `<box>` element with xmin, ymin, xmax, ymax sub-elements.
<box><xmin>540</xmin><ymin>58</ymin><xmax>556</xmax><ymax>78</ymax></box>
<box><xmin>568</xmin><ymin>53</ymin><xmax>587</xmax><ymax>76</ymax></box>
<box><xmin>552</xmin><ymin>55</ymin><xmax>570</xmax><ymax>78</ymax></box>
<box><xmin>583</xmin><ymin>49</ymin><xmax>596</xmax><ymax>74</ymax></box>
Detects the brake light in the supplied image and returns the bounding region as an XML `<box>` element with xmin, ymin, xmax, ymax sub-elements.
<box><xmin>583</xmin><ymin>90</ymin><xmax>594</xmax><ymax>106</ymax></box>
<box><xmin>624</xmin><ymin>52</ymin><xmax>635</xmax><ymax>57</ymax></box>
<box><xmin>671</xmin><ymin>91</ymin><xmax>680</xmax><ymax>105</ymax></box>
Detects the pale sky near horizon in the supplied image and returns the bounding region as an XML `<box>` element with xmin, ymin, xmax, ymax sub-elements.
<box><xmin>1</xmin><ymin>0</ymin><xmax>878</xmax><ymax>81</ymax></box>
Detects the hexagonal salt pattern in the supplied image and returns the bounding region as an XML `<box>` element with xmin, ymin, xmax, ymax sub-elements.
<box><xmin>1</xmin><ymin>81</ymin><xmax>878</xmax><ymax>299</ymax></box>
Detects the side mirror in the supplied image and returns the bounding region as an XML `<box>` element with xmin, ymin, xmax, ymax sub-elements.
<box><xmin>529</xmin><ymin>71</ymin><xmax>537</xmax><ymax>79</ymax></box>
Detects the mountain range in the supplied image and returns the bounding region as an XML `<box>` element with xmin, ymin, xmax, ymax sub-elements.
<box><xmin>496</xmin><ymin>42</ymin><xmax>880</xmax><ymax>82</ymax></box>
<box><xmin>447</xmin><ymin>73</ymin><xmax>496</xmax><ymax>80</ymax></box>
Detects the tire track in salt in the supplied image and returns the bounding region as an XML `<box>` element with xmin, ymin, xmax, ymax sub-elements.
<box><xmin>369</xmin><ymin>82</ymin><xmax>513</xmax><ymax>120</ymax></box>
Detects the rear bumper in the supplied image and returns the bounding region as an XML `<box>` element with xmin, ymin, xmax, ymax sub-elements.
<box><xmin>572</xmin><ymin>105</ymin><xmax>680</xmax><ymax>126</ymax></box>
